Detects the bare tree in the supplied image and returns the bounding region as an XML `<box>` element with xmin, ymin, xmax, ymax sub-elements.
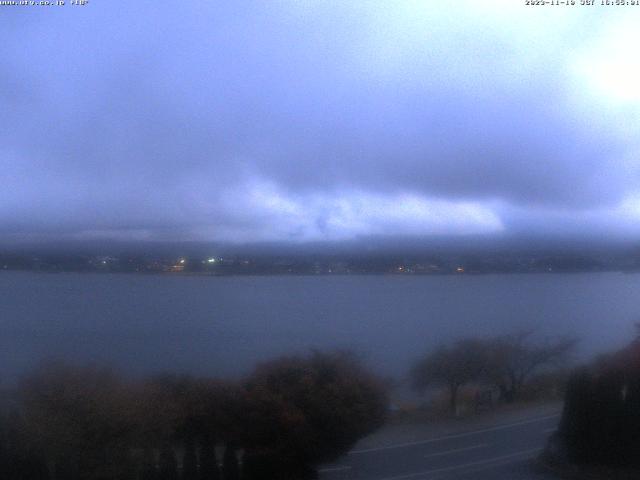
<box><xmin>483</xmin><ymin>330</ymin><xmax>577</xmax><ymax>402</ymax></box>
<box><xmin>411</xmin><ymin>339</ymin><xmax>488</xmax><ymax>414</ymax></box>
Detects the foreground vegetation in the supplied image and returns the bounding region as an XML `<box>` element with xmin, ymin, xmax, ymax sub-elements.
<box><xmin>0</xmin><ymin>328</ymin><xmax>598</xmax><ymax>479</ymax></box>
<box><xmin>0</xmin><ymin>351</ymin><xmax>388</xmax><ymax>480</ymax></box>
<box><xmin>555</xmin><ymin>333</ymin><xmax>640</xmax><ymax>469</ymax></box>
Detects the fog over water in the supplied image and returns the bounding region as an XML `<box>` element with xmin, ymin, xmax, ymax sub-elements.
<box><xmin>1</xmin><ymin>271</ymin><xmax>637</xmax><ymax>385</ymax></box>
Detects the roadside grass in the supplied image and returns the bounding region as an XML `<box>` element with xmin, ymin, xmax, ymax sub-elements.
<box><xmin>388</xmin><ymin>383</ymin><xmax>564</xmax><ymax>426</ymax></box>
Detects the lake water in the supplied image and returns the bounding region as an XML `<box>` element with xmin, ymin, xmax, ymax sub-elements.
<box><xmin>1</xmin><ymin>271</ymin><xmax>639</xmax><ymax>384</ymax></box>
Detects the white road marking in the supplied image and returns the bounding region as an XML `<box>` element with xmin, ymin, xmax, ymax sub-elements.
<box><xmin>376</xmin><ymin>447</ymin><xmax>543</xmax><ymax>480</ymax></box>
<box><xmin>350</xmin><ymin>413</ymin><xmax>559</xmax><ymax>454</ymax></box>
<box><xmin>422</xmin><ymin>443</ymin><xmax>488</xmax><ymax>459</ymax></box>
<box><xmin>318</xmin><ymin>465</ymin><xmax>352</xmax><ymax>473</ymax></box>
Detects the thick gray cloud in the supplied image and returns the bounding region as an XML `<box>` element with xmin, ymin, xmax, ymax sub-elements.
<box><xmin>2</xmin><ymin>1</ymin><xmax>640</xmax><ymax>243</ymax></box>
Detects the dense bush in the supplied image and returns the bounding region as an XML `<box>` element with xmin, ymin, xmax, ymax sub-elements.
<box><xmin>559</xmin><ymin>339</ymin><xmax>640</xmax><ymax>467</ymax></box>
<box><xmin>0</xmin><ymin>351</ymin><xmax>388</xmax><ymax>480</ymax></box>
<box><xmin>240</xmin><ymin>351</ymin><xmax>388</xmax><ymax>479</ymax></box>
<box><xmin>20</xmin><ymin>362</ymin><xmax>138</xmax><ymax>480</ymax></box>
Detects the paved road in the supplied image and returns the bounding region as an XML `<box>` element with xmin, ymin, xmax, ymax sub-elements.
<box><xmin>319</xmin><ymin>411</ymin><xmax>560</xmax><ymax>480</ymax></box>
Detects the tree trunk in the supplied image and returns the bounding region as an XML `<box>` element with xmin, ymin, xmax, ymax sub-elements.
<box><xmin>183</xmin><ymin>438</ymin><xmax>198</xmax><ymax>480</ymax></box>
<box><xmin>499</xmin><ymin>383</ymin><xmax>516</xmax><ymax>403</ymax></box>
<box><xmin>159</xmin><ymin>444</ymin><xmax>178</xmax><ymax>480</ymax></box>
<box><xmin>222</xmin><ymin>444</ymin><xmax>240</xmax><ymax>480</ymax></box>
<box><xmin>199</xmin><ymin>435</ymin><xmax>220</xmax><ymax>480</ymax></box>
<box><xmin>450</xmin><ymin>384</ymin><xmax>459</xmax><ymax>415</ymax></box>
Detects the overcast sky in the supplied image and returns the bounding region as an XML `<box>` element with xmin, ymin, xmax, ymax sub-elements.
<box><xmin>2</xmin><ymin>1</ymin><xmax>640</xmax><ymax>244</ymax></box>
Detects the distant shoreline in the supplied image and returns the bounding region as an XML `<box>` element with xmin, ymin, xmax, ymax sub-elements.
<box><xmin>0</xmin><ymin>268</ymin><xmax>635</xmax><ymax>277</ymax></box>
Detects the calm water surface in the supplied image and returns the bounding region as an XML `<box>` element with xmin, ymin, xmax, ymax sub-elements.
<box><xmin>1</xmin><ymin>271</ymin><xmax>638</xmax><ymax>383</ymax></box>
